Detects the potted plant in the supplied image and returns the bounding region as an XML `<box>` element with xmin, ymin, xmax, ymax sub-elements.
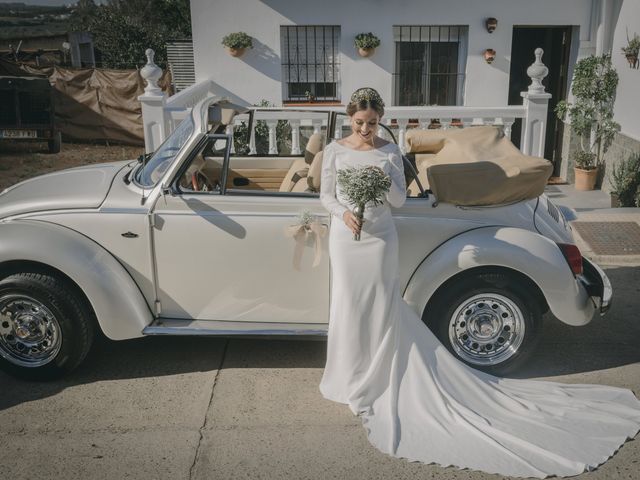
<box><xmin>555</xmin><ymin>53</ymin><xmax>620</xmax><ymax>191</ymax></box>
<box><xmin>355</xmin><ymin>32</ymin><xmax>380</xmax><ymax>57</ymax></box>
<box><xmin>572</xmin><ymin>151</ymin><xmax>598</xmax><ymax>191</ymax></box>
<box><xmin>609</xmin><ymin>152</ymin><xmax>640</xmax><ymax>207</ymax></box>
<box><xmin>222</xmin><ymin>32</ymin><xmax>253</xmax><ymax>57</ymax></box>
<box><xmin>621</xmin><ymin>31</ymin><xmax>640</xmax><ymax>68</ymax></box>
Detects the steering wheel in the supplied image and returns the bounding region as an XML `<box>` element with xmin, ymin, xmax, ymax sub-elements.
<box><xmin>190</xmin><ymin>170</ymin><xmax>215</xmax><ymax>192</ymax></box>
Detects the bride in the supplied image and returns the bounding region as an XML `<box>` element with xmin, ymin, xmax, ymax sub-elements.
<box><xmin>318</xmin><ymin>86</ymin><xmax>640</xmax><ymax>478</ymax></box>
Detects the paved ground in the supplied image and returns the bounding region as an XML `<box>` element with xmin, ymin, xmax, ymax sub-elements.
<box><xmin>545</xmin><ymin>184</ymin><xmax>640</xmax><ymax>266</ymax></box>
<box><xmin>1</xmin><ymin>183</ymin><xmax>639</xmax><ymax>479</ymax></box>
<box><xmin>1</xmin><ymin>273</ymin><xmax>639</xmax><ymax>479</ymax></box>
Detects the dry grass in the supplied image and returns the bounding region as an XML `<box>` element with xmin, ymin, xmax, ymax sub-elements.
<box><xmin>0</xmin><ymin>140</ymin><xmax>145</xmax><ymax>191</ymax></box>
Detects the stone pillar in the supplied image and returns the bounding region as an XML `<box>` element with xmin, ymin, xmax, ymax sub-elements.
<box><xmin>520</xmin><ymin>48</ymin><xmax>551</xmax><ymax>157</ymax></box>
<box><xmin>138</xmin><ymin>49</ymin><xmax>167</xmax><ymax>153</ymax></box>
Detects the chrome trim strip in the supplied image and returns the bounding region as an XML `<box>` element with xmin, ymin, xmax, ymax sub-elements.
<box><xmin>142</xmin><ymin>319</ymin><xmax>328</xmax><ymax>336</ymax></box>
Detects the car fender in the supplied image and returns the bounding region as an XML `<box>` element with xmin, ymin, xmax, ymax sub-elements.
<box><xmin>0</xmin><ymin>219</ymin><xmax>152</xmax><ymax>339</ymax></box>
<box><xmin>402</xmin><ymin>226</ymin><xmax>595</xmax><ymax>326</ymax></box>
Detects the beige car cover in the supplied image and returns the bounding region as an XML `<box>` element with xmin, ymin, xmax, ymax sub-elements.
<box><xmin>405</xmin><ymin>126</ymin><xmax>553</xmax><ymax>206</ymax></box>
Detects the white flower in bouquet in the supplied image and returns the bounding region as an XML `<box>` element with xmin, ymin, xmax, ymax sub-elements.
<box><xmin>336</xmin><ymin>165</ymin><xmax>391</xmax><ymax>240</ymax></box>
<box><xmin>295</xmin><ymin>209</ymin><xmax>316</xmax><ymax>228</ymax></box>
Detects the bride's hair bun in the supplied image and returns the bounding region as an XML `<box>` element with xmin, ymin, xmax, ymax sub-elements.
<box><xmin>347</xmin><ymin>87</ymin><xmax>385</xmax><ymax>118</ymax></box>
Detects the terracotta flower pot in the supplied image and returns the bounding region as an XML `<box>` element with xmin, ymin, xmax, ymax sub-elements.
<box><xmin>574</xmin><ymin>166</ymin><xmax>598</xmax><ymax>191</ymax></box>
<box><xmin>226</xmin><ymin>46</ymin><xmax>246</xmax><ymax>57</ymax></box>
<box><xmin>358</xmin><ymin>47</ymin><xmax>375</xmax><ymax>58</ymax></box>
<box><xmin>610</xmin><ymin>192</ymin><xmax>620</xmax><ymax>208</ymax></box>
<box><xmin>483</xmin><ymin>49</ymin><xmax>496</xmax><ymax>64</ymax></box>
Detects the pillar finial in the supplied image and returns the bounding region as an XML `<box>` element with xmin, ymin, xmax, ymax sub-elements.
<box><xmin>526</xmin><ymin>48</ymin><xmax>549</xmax><ymax>94</ymax></box>
<box><xmin>140</xmin><ymin>48</ymin><xmax>163</xmax><ymax>95</ymax></box>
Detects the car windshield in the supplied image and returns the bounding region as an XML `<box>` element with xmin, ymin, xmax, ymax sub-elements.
<box><xmin>134</xmin><ymin>115</ymin><xmax>195</xmax><ymax>187</ymax></box>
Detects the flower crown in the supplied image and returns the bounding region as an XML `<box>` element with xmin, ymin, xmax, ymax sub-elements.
<box><xmin>350</xmin><ymin>87</ymin><xmax>385</xmax><ymax>107</ymax></box>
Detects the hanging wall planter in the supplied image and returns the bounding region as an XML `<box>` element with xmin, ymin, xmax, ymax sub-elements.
<box><xmin>355</xmin><ymin>32</ymin><xmax>380</xmax><ymax>58</ymax></box>
<box><xmin>483</xmin><ymin>48</ymin><xmax>496</xmax><ymax>64</ymax></box>
<box><xmin>222</xmin><ymin>32</ymin><xmax>253</xmax><ymax>58</ymax></box>
<box><xmin>358</xmin><ymin>47</ymin><xmax>375</xmax><ymax>58</ymax></box>
<box><xmin>621</xmin><ymin>31</ymin><xmax>640</xmax><ymax>69</ymax></box>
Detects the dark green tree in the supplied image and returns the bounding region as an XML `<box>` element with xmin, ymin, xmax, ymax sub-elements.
<box><xmin>69</xmin><ymin>0</ymin><xmax>191</xmax><ymax>69</ymax></box>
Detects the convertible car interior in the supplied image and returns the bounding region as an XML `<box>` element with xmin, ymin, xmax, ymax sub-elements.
<box><xmin>177</xmin><ymin>118</ymin><xmax>552</xmax><ymax>206</ymax></box>
<box><xmin>177</xmin><ymin>131</ymin><xmax>423</xmax><ymax>197</ymax></box>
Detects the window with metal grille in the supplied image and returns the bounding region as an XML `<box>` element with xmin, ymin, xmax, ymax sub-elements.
<box><xmin>281</xmin><ymin>25</ymin><xmax>340</xmax><ymax>102</ymax></box>
<box><xmin>393</xmin><ymin>26</ymin><xmax>468</xmax><ymax>106</ymax></box>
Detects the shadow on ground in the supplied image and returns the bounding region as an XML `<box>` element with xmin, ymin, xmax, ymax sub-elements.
<box><xmin>1</xmin><ymin>265</ymin><xmax>638</xmax><ymax>409</ymax></box>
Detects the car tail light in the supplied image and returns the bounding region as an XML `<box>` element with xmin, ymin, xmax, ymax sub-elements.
<box><xmin>557</xmin><ymin>243</ymin><xmax>583</xmax><ymax>276</ymax></box>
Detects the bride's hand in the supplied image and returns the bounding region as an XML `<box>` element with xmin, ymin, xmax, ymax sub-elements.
<box><xmin>342</xmin><ymin>210</ymin><xmax>362</xmax><ymax>235</ymax></box>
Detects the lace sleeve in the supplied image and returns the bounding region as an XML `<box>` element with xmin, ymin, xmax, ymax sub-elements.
<box><xmin>320</xmin><ymin>144</ymin><xmax>349</xmax><ymax>220</ymax></box>
<box><xmin>386</xmin><ymin>145</ymin><xmax>407</xmax><ymax>208</ymax></box>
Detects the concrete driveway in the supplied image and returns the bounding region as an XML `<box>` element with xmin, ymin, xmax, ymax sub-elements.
<box><xmin>1</xmin><ymin>265</ymin><xmax>639</xmax><ymax>480</ymax></box>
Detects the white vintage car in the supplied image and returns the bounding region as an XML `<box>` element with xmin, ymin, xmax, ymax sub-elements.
<box><xmin>0</xmin><ymin>96</ymin><xmax>611</xmax><ymax>380</ymax></box>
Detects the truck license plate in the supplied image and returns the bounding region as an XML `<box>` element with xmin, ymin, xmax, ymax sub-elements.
<box><xmin>0</xmin><ymin>130</ymin><xmax>37</xmax><ymax>139</ymax></box>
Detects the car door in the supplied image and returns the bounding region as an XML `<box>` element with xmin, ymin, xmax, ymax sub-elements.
<box><xmin>151</xmin><ymin>133</ymin><xmax>331</xmax><ymax>324</ymax></box>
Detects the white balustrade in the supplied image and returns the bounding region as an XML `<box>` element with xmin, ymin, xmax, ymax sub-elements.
<box><xmin>266</xmin><ymin>121</ymin><xmax>278</xmax><ymax>155</ymax></box>
<box><xmin>290</xmin><ymin>120</ymin><xmax>301</xmax><ymax>155</ymax></box>
<box><xmin>140</xmin><ymin>47</ymin><xmax>550</xmax><ymax>157</ymax></box>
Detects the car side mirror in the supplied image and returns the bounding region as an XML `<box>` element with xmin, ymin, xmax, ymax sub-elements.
<box><xmin>161</xmin><ymin>183</ymin><xmax>173</xmax><ymax>196</ymax></box>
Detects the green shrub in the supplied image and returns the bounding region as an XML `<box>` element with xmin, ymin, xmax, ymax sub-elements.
<box><xmin>573</xmin><ymin>150</ymin><xmax>597</xmax><ymax>169</ymax></box>
<box><xmin>221</xmin><ymin>32</ymin><xmax>253</xmax><ymax>49</ymax></box>
<box><xmin>354</xmin><ymin>32</ymin><xmax>381</xmax><ymax>50</ymax></box>
<box><xmin>233</xmin><ymin>99</ymin><xmax>292</xmax><ymax>155</ymax></box>
<box><xmin>609</xmin><ymin>152</ymin><xmax>640</xmax><ymax>207</ymax></box>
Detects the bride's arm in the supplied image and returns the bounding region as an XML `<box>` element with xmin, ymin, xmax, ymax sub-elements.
<box><xmin>320</xmin><ymin>144</ymin><xmax>349</xmax><ymax>219</ymax></box>
<box><xmin>386</xmin><ymin>146</ymin><xmax>407</xmax><ymax>208</ymax></box>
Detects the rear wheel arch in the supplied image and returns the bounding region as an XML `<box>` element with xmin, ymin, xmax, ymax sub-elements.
<box><xmin>423</xmin><ymin>265</ymin><xmax>550</xmax><ymax>320</ymax></box>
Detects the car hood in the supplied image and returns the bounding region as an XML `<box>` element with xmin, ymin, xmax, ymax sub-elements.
<box><xmin>0</xmin><ymin>161</ymin><xmax>129</xmax><ymax>220</ymax></box>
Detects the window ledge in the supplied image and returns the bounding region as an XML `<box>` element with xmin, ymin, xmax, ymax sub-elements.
<box><xmin>283</xmin><ymin>101</ymin><xmax>344</xmax><ymax>107</ymax></box>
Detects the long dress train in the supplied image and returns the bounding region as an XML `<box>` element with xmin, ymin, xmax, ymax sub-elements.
<box><xmin>318</xmin><ymin>140</ymin><xmax>640</xmax><ymax>478</ymax></box>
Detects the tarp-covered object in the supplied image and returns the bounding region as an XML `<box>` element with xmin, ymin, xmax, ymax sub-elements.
<box><xmin>4</xmin><ymin>60</ymin><xmax>171</xmax><ymax>145</ymax></box>
<box><xmin>405</xmin><ymin>126</ymin><xmax>553</xmax><ymax>206</ymax></box>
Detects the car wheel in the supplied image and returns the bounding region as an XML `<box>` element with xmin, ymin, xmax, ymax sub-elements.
<box><xmin>425</xmin><ymin>272</ymin><xmax>542</xmax><ymax>375</ymax></box>
<box><xmin>0</xmin><ymin>273</ymin><xmax>95</xmax><ymax>381</ymax></box>
<box><xmin>48</xmin><ymin>131</ymin><xmax>61</xmax><ymax>154</ymax></box>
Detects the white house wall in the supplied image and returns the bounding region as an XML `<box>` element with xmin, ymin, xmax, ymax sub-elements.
<box><xmin>611</xmin><ymin>0</ymin><xmax>640</xmax><ymax>141</ymax></box>
<box><xmin>190</xmin><ymin>0</ymin><xmax>598</xmax><ymax>107</ymax></box>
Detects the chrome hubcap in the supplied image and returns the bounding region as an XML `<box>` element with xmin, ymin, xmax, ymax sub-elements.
<box><xmin>0</xmin><ymin>295</ymin><xmax>62</xmax><ymax>367</ymax></box>
<box><xmin>448</xmin><ymin>293</ymin><xmax>525</xmax><ymax>366</ymax></box>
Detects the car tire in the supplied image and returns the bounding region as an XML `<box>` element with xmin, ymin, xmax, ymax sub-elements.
<box><xmin>425</xmin><ymin>272</ymin><xmax>542</xmax><ymax>376</ymax></box>
<box><xmin>48</xmin><ymin>131</ymin><xmax>61</xmax><ymax>154</ymax></box>
<box><xmin>0</xmin><ymin>273</ymin><xmax>95</xmax><ymax>381</ymax></box>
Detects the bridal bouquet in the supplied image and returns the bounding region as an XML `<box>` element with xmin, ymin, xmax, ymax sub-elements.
<box><xmin>336</xmin><ymin>165</ymin><xmax>391</xmax><ymax>240</ymax></box>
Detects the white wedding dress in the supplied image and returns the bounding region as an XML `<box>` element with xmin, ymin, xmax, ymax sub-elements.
<box><xmin>318</xmin><ymin>140</ymin><xmax>640</xmax><ymax>478</ymax></box>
